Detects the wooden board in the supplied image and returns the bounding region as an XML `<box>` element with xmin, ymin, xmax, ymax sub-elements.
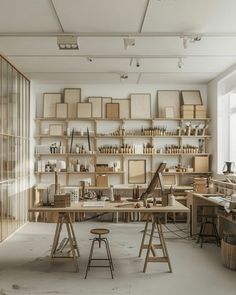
<box><xmin>106</xmin><ymin>103</ymin><xmax>119</xmax><ymax>119</ymax></box>
<box><xmin>43</xmin><ymin>93</ymin><xmax>61</xmax><ymax>118</ymax></box>
<box><xmin>88</xmin><ymin>97</ymin><xmax>102</xmax><ymax>118</ymax></box>
<box><xmin>102</xmin><ymin>97</ymin><xmax>112</xmax><ymax>118</ymax></box>
<box><xmin>113</xmin><ymin>99</ymin><xmax>130</xmax><ymax>119</ymax></box>
<box><xmin>56</xmin><ymin>103</ymin><xmax>68</xmax><ymax>118</ymax></box>
<box><xmin>64</xmin><ymin>88</ymin><xmax>81</xmax><ymax>118</ymax></box>
<box><xmin>157</xmin><ymin>91</ymin><xmax>180</xmax><ymax>118</ymax></box>
<box><xmin>130</xmin><ymin>93</ymin><xmax>151</xmax><ymax>119</ymax></box>
<box><xmin>77</xmin><ymin>102</ymin><xmax>92</xmax><ymax>118</ymax></box>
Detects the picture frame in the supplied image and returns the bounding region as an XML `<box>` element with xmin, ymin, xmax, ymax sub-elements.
<box><xmin>113</xmin><ymin>99</ymin><xmax>130</xmax><ymax>119</ymax></box>
<box><xmin>130</xmin><ymin>93</ymin><xmax>151</xmax><ymax>119</ymax></box>
<box><xmin>106</xmin><ymin>103</ymin><xmax>119</xmax><ymax>119</ymax></box>
<box><xmin>165</xmin><ymin>106</ymin><xmax>174</xmax><ymax>118</ymax></box>
<box><xmin>77</xmin><ymin>102</ymin><xmax>92</xmax><ymax>118</ymax></box>
<box><xmin>56</xmin><ymin>103</ymin><xmax>68</xmax><ymax>118</ymax></box>
<box><xmin>181</xmin><ymin>90</ymin><xmax>203</xmax><ymax>105</ymax></box>
<box><xmin>64</xmin><ymin>88</ymin><xmax>81</xmax><ymax>118</ymax></box>
<box><xmin>88</xmin><ymin>97</ymin><xmax>102</xmax><ymax>118</ymax></box>
<box><xmin>128</xmin><ymin>160</ymin><xmax>146</xmax><ymax>184</ymax></box>
<box><xmin>102</xmin><ymin>97</ymin><xmax>112</xmax><ymax>118</ymax></box>
<box><xmin>43</xmin><ymin>93</ymin><xmax>61</xmax><ymax>118</ymax></box>
<box><xmin>157</xmin><ymin>91</ymin><xmax>180</xmax><ymax>118</ymax></box>
<box><xmin>49</xmin><ymin>124</ymin><xmax>63</xmax><ymax>136</ymax></box>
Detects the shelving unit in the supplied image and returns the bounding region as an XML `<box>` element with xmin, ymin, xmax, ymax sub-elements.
<box><xmin>35</xmin><ymin>116</ymin><xmax>211</xmax><ymax>187</ymax></box>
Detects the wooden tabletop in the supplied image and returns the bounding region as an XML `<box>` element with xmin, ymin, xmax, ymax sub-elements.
<box><xmin>29</xmin><ymin>200</ymin><xmax>189</xmax><ymax>214</ymax></box>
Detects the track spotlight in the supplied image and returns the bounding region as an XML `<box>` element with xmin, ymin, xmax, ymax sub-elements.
<box><xmin>87</xmin><ymin>56</ymin><xmax>93</xmax><ymax>62</ymax></box>
<box><xmin>123</xmin><ymin>38</ymin><xmax>135</xmax><ymax>50</ymax></box>
<box><xmin>178</xmin><ymin>58</ymin><xmax>184</xmax><ymax>69</ymax></box>
<box><xmin>57</xmin><ymin>36</ymin><xmax>79</xmax><ymax>50</ymax></box>
<box><xmin>136</xmin><ymin>59</ymin><xmax>140</xmax><ymax>67</ymax></box>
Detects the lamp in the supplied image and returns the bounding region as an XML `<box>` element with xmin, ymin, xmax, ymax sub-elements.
<box><xmin>57</xmin><ymin>35</ymin><xmax>79</xmax><ymax>50</ymax></box>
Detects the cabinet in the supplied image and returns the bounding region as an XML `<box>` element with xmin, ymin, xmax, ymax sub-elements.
<box><xmin>35</xmin><ymin>117</ymin><xmax>211</xmax><ymax>187</ymax></box>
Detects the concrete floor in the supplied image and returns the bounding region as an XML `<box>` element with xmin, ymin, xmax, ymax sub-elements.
<box><xmin>0</xmin><ymin>221</ymin><xmax>235</xmax><ymax>295</ymax></box>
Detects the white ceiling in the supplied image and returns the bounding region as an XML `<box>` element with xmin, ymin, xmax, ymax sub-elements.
<box><xmin>0</xmin><ymin>0</ymin><xmax>236</xmax><ymax>84</ymax></box>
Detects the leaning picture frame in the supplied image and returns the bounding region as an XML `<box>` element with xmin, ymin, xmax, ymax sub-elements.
<box><xmin>56</xmin><ymin>103</ymin><xmax>68</xmax><ymax>118</ymax></box>
<box><xmin>181</xmin><ymin>90</ymin><xmax>203</xmax><ymax>105</ymax></box>
<box><xmin>77</xmin><ymin>102</ymin><xmax>92</xmax><ymax>118</ymax></box>
<box><xmin>128</xmin><ymin>159</ymin><xmax>146</xmax><ymax>184</ymax></box>
<box><xmin>49</xmin><ymin>124</ymin><xmax>64</xmax><ymax>136</ymax></box>
<box><xmin>43</xmin><ymin>93</ymin><xmax>61</xmax><ymax>118</ymax></box>
<box><xmin>130</xmin><ymin>93</ymin><xmax>151</xmax><ymax>119</ymax></box>
<box><xmin>64</xmin><ymin>88</ymin><xmax>81</xmax><ymax>118</ymax></box>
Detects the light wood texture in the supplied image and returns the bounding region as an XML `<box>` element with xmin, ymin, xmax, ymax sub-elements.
<box><xmin>64</xmin><ymin>88</ymin><xmax>81</xmax><ymax>118</ymax></box>
<box><xmin>77</xmin><ymin>102</ymin><xmax>92</xmax><ymax>118</ymax></box>
<box><xmin>102</xmin><ymin>97</ymin><xmax>112</xmax><ymax>118</ymax></box>
<box><xmin>221</xmin><ymin>239</ymin><xmax>236</xmax><ymax>270</ymax></box>
<box><xmin>157</xmin><ymin>91</ymin><xmax>180</xmax><ymax>118</ymax></box>
<box><xmin>106</xmin><ymin>103</ymin><xmax>119</xmax><ymax>119</ymax></box>
<box><xmin>43</xmin><ymin>93</ymin><xmax>61</xmax><ymax>118</ymax></box>
<box><xmin>50</xmin><ymin>212</ymin><xmax>80</xmax><ymax>272</ymax></box>
<box><xmin>56</xmin><ymin>103</ymin><xmax>68</xmax><ymax>118</ymax></box>
<box><xmin>130</xmin><ymin>93</ymin><xmax>151</xmax><ymax>119</ymax></box>
<box><xmin>88</xmin><ymin>97</ymin><xmax>102</xmax><ymax>118</ymax></box>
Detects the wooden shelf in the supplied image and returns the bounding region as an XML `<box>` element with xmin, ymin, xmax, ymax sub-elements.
<box><xmin>35</xmin><ymin>171</ymin><xmax>125</xmax><ymax>175</ymax></box>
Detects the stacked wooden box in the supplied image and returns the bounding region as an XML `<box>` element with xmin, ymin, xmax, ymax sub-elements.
<box><xmin>181</xmin><ymin>105</ymin><xmax>194</xmax><ymax>119</ymax></box>
<box><xmin>193</xmin><ymin>156</ymin><xmax>209</xmax><ymax>172</ymax></box>
<box><xmin>194</xmin><ymin>105</ymin><xmax>207</xmax><ymax>118</ymax></box>
<box><xmin>54</xmin><ymin>193</ymin><xmax>71</xmax><ymax>208</ymax></box>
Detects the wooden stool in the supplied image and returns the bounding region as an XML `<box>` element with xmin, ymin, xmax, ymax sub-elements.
<box><xmin>197</xmin><ymin>206</ymin><xmax>221</xmax><ymax>248</ymax></box>
<box><xmin>85</xmin><ymin>228</ymin><xmax>114</xmax><ymax>279</ymax></box>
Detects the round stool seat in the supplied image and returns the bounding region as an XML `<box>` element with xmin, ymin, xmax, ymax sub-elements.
<box><xmin>90</xmin><ymin>228</ymin><xmax>110</xmax><ymax>235</ymax></box>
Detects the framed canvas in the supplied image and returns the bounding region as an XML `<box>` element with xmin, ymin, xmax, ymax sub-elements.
<box><xmin>163</xmin><ymin>175</ymin><xmax>177</xmax><ymax>186</ymax></box>
<box><xmin>106</xmin><ymin>103</ymin><xmax>119</xmax><ymax>119</ymax></box>
<box><xmin>77</xmin><ymin>102</ymin><xmax>92</xmax><ymax>118</ymax></box>
<box><xmin>157</xmin><ymin>91</ymin><xmax>180</xmax><ymax>118</ymax></box>
<box><xmin>130</xmin><ymin>93</ymin><xmax>151</xmax><ymax>119</ymax></box>
<box><xmin>49</xmin><ymin>124</ymin><xmax>63</xmax><ymax>136</ymax></box>
<box><xmin>113</xmin><ymin>99</ymin><xmax>130</xmax><ymax>119</ymax></box>
<box><xmin>64</xmin><ymin>88</ymin><xmax>81</xmax><ymax>118</ymax></box>
<box><xmin>128</xmin><ymin>160</ymin><xmax>146</xmax><ymax>184</ymax></box>
<box><xmin>102</xmin><ymin>97</ymin><xmax>112</xmax><ymax>118</ymax></box>
<box><xmin>43</xmin><ymin>93</ymin><xmax>61</xmax><ymax>118</ymax></box>
<box><xmin>56</xmin><ymin>103</ymin><xmax>68</xmax><ymax>118</ymax></box>
<box><xmin>181</xmin><ymin>90</ymin><xmax>203</xmax><ymax>105</ymax></box>
<box><xmin>165</xmin><ymin>106</ymin><xmax>174</xmax><ymax>118</ymax></box>
<box><xmin>88</xmin><ymin>97</ymin><xmax>102</xmax><ymax>118</ymax></box>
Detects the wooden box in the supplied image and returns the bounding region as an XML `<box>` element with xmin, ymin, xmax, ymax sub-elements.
<box><xmin>195</xmin><ymin>111</ymin><xmax>207</xmax><ymax>118</ymax></box>
<box><xmin>96</xmin><ymin>175</ymin><xmax>109</xmax><ymax>187</ymax></box>
<box><xmin>195</xmin><ymin>105</ymin><xmax>206</xmax><ymax>111</ymax></box>
<box><xmin>54</xmin><ymin>193</ymin><xmax>71</xmax><ymax>208</ymax></box>
<box><xmin>181</xmin><ymin>105</ymin><xmax>194</xmax><ymax>111</ymax></box>
<box><xmin>95</xmin><ymin>165</ymin><xmax>113</xmax><ymax>172</ymax></box>
<box><xmin>193</xmin><ymin>156</ymin><xmax>209</xmax><ymax>172</ymax></box>
<box><xmin>181</xmin><ymin>110</ymin><xmax>194</xmax><ymax>119</ymax></box>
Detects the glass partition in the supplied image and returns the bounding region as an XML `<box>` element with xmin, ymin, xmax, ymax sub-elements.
<box><xmin>0</xmin><ymin>55</ymin><xmax>30</xmax><ymax>242</ymax></box>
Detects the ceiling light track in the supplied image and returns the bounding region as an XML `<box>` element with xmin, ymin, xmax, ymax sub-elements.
<box><xmin>1</xmin><ymin>32</ymin><xmax>236</xmax><ymax>38</ymax></box>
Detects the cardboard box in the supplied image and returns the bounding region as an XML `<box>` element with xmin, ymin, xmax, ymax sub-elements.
<box><xmin>96</xmin><ymin>175</ymin><xmax>109</xmax><ymax>187</ymax></box>
<box><xmin>193</xmin><ymin>156</ymin><xmax>209</xmax><ymax>172</ymax></box>
<box><xmin>181</xmin><ymin>105</ymin><xmax>194</xmax><ymax>111</ymax></box>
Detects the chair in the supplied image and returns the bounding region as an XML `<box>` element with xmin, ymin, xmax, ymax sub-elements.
<box><xmin>85</xmin><ymin>228</ymin><xmax>114</xmax><ymax>279</ymax></box>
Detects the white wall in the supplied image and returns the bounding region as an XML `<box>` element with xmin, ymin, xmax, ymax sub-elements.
<box><xmin>207</xmin><ymin>63</ymin><xmax>236</xmax><ymax>176</ymax></box>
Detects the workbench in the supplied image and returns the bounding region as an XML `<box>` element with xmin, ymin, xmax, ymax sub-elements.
<box><xmin>29</xmin><ymin>200</ymin><xmax>189</xmax><ymax>273</ymax></box>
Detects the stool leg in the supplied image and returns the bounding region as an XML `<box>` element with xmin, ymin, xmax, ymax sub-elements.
<box><xmin>98</xmin><ymin>234</ymin><xmax>102</xmax><ymax>248</ymax></box>
<box><xmin>85</xmin><ymin>239</ymin><xmax>96</xmax><ymax>279</ymax></box>
<box><xmin>212</xmin><ymin>222</ymin><xmax>220</xmax><ymax>246</ymax></box>
<box><xmin>197</xmin><ymin>219</ymin><xmax>204</xmax><ymax>244</ymax></box>
<box><xmin>104</xmin><ymin>237</ymin><xmax>114</xmax><ymax>271</ymax></box>
<box><xmin>103</xmin><ymin>239</ymin><xmax>114</xmax><ymax>279</ymax></box>
<box><xmin>200</xmin><ymin>220</ymin><xmax>207</xmax><ymax>248</ymax></box>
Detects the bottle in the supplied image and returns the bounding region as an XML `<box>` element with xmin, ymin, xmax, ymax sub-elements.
<box><xmin>110</xmin><ymin>185</ymin><xmax>114</xmax><ymax>201</ymax></box>
<box><xmin>76</xmin><ymin>160</ymin><xmax>80</xmax><ymax>172</ymax></box>
<box><xmin>168</xmin><ymin>194</ymin><xmax>176</xmax><ymax>206</ymax></box>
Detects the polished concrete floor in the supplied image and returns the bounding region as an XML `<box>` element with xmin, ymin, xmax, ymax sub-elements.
<box><xmin>0</xmin><ymin>221</ymin><xmax>235</xmax><ymax>295</ymax></box>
